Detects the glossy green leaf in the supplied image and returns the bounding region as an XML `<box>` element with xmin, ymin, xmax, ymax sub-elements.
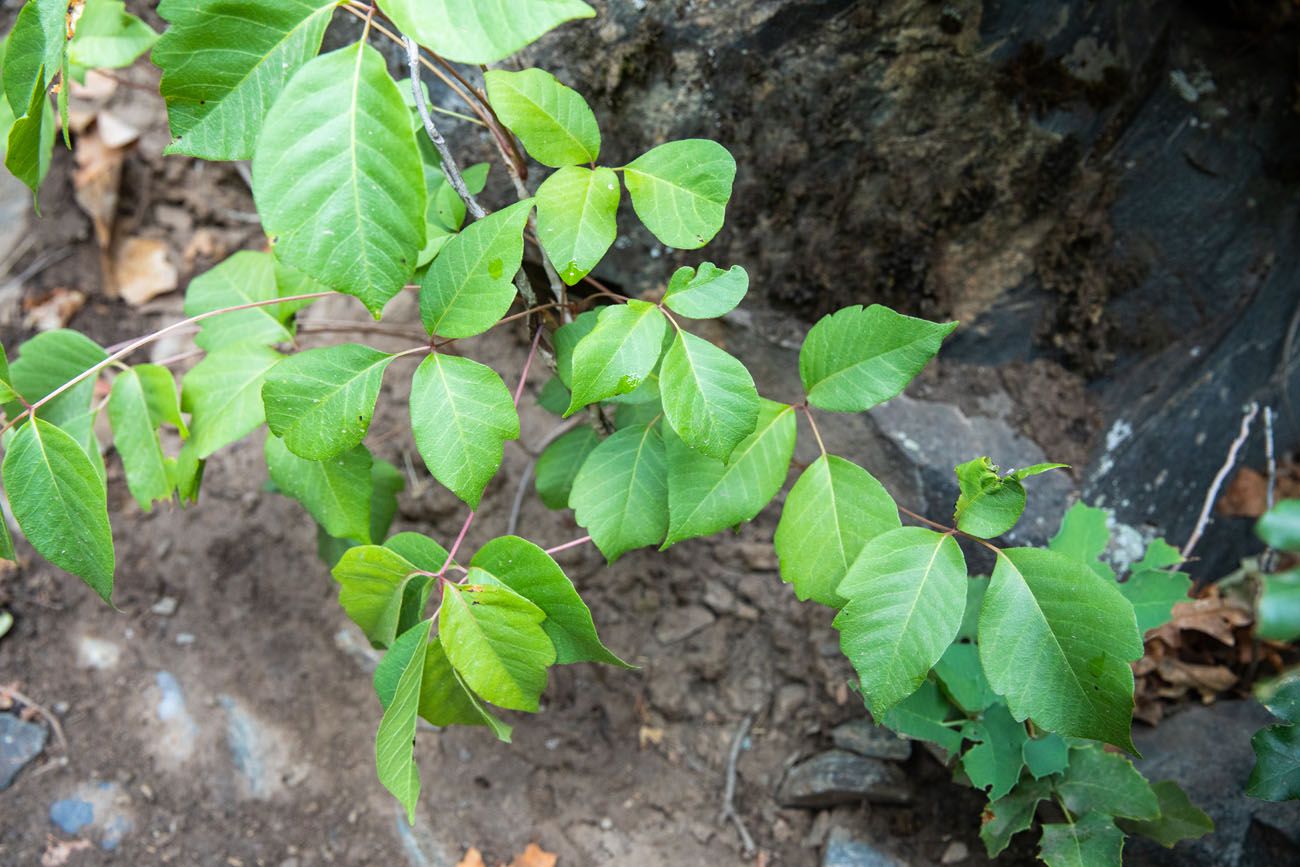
<box><xmin>569</xmin><ymin>422</ymin><xmax>668</xmax><ymax>561</ymax></box>
<box><xmin>565</xmin><ymin>301</ymin><xmax>667</xmax><ymax>414</ymax></box>
<box><xmin>1120</xmin><ymin>567</ymin><xmax>1191</xmax><ymax>635</ymax></box>
<box><xmin>419</xmin><ymin>200</ymin><xmax>533</xmax><ymax>338</ymax></box>
<box><xmin>961</xmin><ymin>703</ymin><xmax>1028</xmax><ymax>800</ymax></box>
<box><xmin>262</xmin><ymin>344</ymin><xmax>395</xmax><ymax>461</ymax></box>
<box><xmin>659</xmin><ymin>330</ymin><xmax>758</xmax><ymax>460</ymax></box>
<box><xmin>535</xmin><ymin>425</ymin><xmax>599</xmax><ymax>510</ymax></box>
<box><xmin>265</xmin><ymin>436</ymin><xmax>374</xmax><ymax>543</ymax></box>
<box><xmin>154</xmin><ymin>0</ymin><xmax>336</xmax><ymax>160</ymax></box>
<box><xmin>1259</xmin><ymin>500</ymin><xmax>1300</xmax><ymax>551</ymax></box>
<box><xmin>1022</xmin><ymin>733</ymin><xmax>1070</xmax><ymax>779</ymax></box>
<box><xmin>133</xmin><ymin>364</ymin><xmax>187</xmax><ymax>437</ymax></box>
<box><xmin>1260</xmin><ymin>675</ymin><xmax>1300</xmax><ymax>724</ymax></box>
<box><xmin>933</xmin><ymin>641</ymin><xmax>996</xmax><ymax>714</ymax></box>
<box><xmin>2</xmin><ymin>418</ymin><xmax>114</xmax><ymax>602</ymax></box>
<box><xmin>484</xmin><ymin>68</ymin><xmax>600</xmax><ymax>167</ymax></box>
<box><xmin>535</xmin><ymin>166</ymin><xmax>619</xmax><ymax>285</ymax></box>
<box><xmin>409</xmin><ymin>353</ymin><xmax>519</xmax><ymax>510</ymax></box>
<box><xmin>624</xmin><ymin>139</ymin><xmax>735</xmax><ymax>249</ymax></box>
<box><xmin>662</xmin><ymin>263</ymin><xmax>748</xmax><ymax>319</ymax></box>
<box><xmin>799</xmin><ymin>305</ymin><xmax>957</xmax><ymax>413</ymax></box>
<box><xmin>5</xmin><ymin>69</ymin><xmax>56</xmax><ymax>199</ymax></box>
<box><xmin>880</xmin><ymin>679</ymin><xmax>962</xmax><ymax>756</ymax></box>
<box><xmin>108</xmin><ymin>368</ymin><xmax>172</xmax><ymax>511</ymax></box>
<box><xmin>166</xmin><ymin>441</ymin><xmax>205</xmax><ymax>505</ymax></box>
<box><xmin>1116</xmin><ymin>781</ymin><xmax>1213</xmax><ymax>847</ymax></box>
<box><xmin>183</xmin><ymin>251</ymin><xmax>301</xmax><ymax>351</ymax></box>
<box><xmin>1038</xmin><ymin>813</ymin><xmax>1124</xmax><ymax>867</ymax></box>
<box><xmin>553</xmin><ymin>309</ymin><xmax>598</xmax><ymax>388</ymax></box>
<box><xmin>253</xmin><ymin>42</ymin><xmax>426</xmax><ymax>317</ymax></box>
<box><xmin>537</xmin><ymin>376</ymin><xmax>571</xmax><ymax>416</ymax></box>
<box><xmin>9</xmin><ymin>329</ymin><xmax>107</xmax><ymax>455</ymax></box>
<box><xmin>981</xmin><ymin>776</ymin><xmax>1051</xmax><ymax>858</ymax></box>
<box><xmin>378</xmin><ymin>0</ymin><xmax>595</xmax><ymax>64</ymax></box>
<box><xmin>1048</xmin><ymin>501</ymin><xmax>1114</xmax><ymax>579</ymax></box>
<box><xmin>664</xmin><ymin>400</ymin><xmax>795</xmax><ymax>546</ymax></box>
<box><xmin>1247</xmin><ymin>722</ymin><xmax>1300</xmax><ymax>800</ymax></box>
<box><xmin>374</xmin><ymin>618</ymin><xmax>431</xmax><ymax>823</ymax></box>
<box><xmin>954</xmin><ymin>457</ymin><xmax>1026</xmax><ymax>539</ymax></box>
<box><xmin>3</xmin><ymin>0</ymin><xmax>63</xmax><ymax>113</ymax></box>
<box><xmin>958</xmin><ymin>575</ymin><xmax>988</xmax><ymax>642</ymax></box>
<box><xmin>333</xmin><ymin>543</ymin><xmax>442</xmax><ymax>647</ymax></box>
<box><xmin>439</xmin><ymin>577</ymin><xmax>555</xmax><ymax>711</ymax></box>
<box><xmin>471</xmin><ymin>535</ymin><xmax>630</xmax><ymax>667</ymax></box>
<box><xmin>1058</xmin><ymin>745</ymin><xmax>1159</xmax><ymax>819</ymax></box>
<box><xmin>416</xmin><ymin>161</ymin><xmax>489</xmax><ymax>267</ymax></box>
<box><xmin>68</xmin><ymin>0</ymin><xmax>158</xmax><ymax>76</ymax></box>
<box><xmin>182</xmin><ymin>343</ymin><xmax>282</xmax><ymax>458</ymax></box>
<box><xmin>774</xmin><ymin>455</ymin><xmax>901</xmax><ymax>607</ymax></box>
<box><xmin>834</xmin><ymin>527</ymin><xmax>966</xmax><ymax>716</ymax></box>
<box><xmin>417</xmin><ymin>639</ymin><xmax>508</xmax><ymax>735</ymax></box>
<box><xmin>979</xmin><ymin>548</ymin><xmax>1142</xmax><ymax>751</ymax></box>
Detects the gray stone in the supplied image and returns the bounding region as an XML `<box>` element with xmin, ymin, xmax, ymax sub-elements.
<box><xmin>0</xmin><ymin>713</ymin><xmax>48</xmax><ymax>789</ymax></box>
<box><xmin>830</xmin><ymin>719</ymin><xmax>912</xmax><ymax>761</ymax></box>
<box><xmin>823</xmin><ymin>827</ymin><xmax>909</xmax><ymax>867</ymax></box>
<box><xmin>653</xmin><ymin>605</ymin><xmax>716</xmax><ymax>644</ymax></box>
<box><xmin>778</xmin><ymin>750</ymin><xmax>911</xmax><ymax>808</ymax></box>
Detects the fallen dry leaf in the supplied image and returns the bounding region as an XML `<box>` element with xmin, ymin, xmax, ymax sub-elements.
<box><xmin>112</xmin><ymin>237</ymin><xmax>178</xmax><ymax>306</ymax></box>
<box><xmin>1218</xmin><ymin>467</ymin><xmax>1268</xmax><ymax>518</ymax></box>
<box><xmin>22</xmin><ymin>288</ymin><xmax>86</xmax><ymax>332</ymax></box>
<box><xmin>1156</xmin><ymin>658</ymin><xmax>1238</xmax><ymax>699</ymax></box>
<box><xmin>95</xmin><ymin>110</ymin><xmax>140</xmax><ymax>149</ymax></box>
<box><xmin>510</xmin><ymin>843</ymin><xmax>558</xmax><ymax>867</ymax></box>
<box><xmin>41</xmin><ymin>836</ymin><xmax>92</xmax><ymax>867</ymax></box>
<box><xmin>1150</xmin><ymin>596</ymin><xmax>1253</xmax><ymax>647</ymax></box>
<box><xmin>72</xmin><ymin>125</ymin><xmax>126</xmax><ymax>249</ymax></box>
<box><xmin>638</xmin><ymin>725</ymin><xmax>664</xmax><ymax>748</ymax></box>
<box><xmin>456</xmin><ymin>848</ymin><xmax>487</xmax><ymax>867</ymax></box>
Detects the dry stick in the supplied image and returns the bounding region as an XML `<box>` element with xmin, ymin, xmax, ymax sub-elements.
<box><xmin>718</xmin><ymin>714</ymin><xmax>757</xmax><ymax>857</ymax></box>
<box><xmin>1262</xmin><ymin>405</ymin><xmax>1279</xmax><ymax>573</ymax></box>
<box><xmin>402</xmin><ymin>36</ymin><xmax>486</xmax><ymax>221</ymax></box>
<box><xmin>1182</xmin><ymin>401</ymin><xmax>1261</xmax><ymax>562</ymax></box>
<box><xmin>1</xmin><ymin>684</ymin><xmax>68</xmax><ymax>752</ymax></box>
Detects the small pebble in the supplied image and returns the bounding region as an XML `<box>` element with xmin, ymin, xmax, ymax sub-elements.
<box><xmin>150</xmin><ymin>597</ymin><xmax>178</xmax><ymax>617</ymax></box>
<box><xmin>941</xmin><ymin>841</ymin><xmax>969</xmax><ymax>863</ymax></box>
<box><xmin>175</xmin><ymin>633</ymin><xmax>195</xmax><ymax>646</ymax></box>
<box><xmin>599</xmin><ymin>817</ymin><xmax>613</xmax><ymax>830</ymax></box>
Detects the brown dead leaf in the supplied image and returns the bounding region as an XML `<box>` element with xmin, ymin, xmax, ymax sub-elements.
<box><xmin>456</xmin><ymin>848</ymin><xmax>487</xmax><ymax>867</ymax></box>
<box><xmin>41</xmin><ymin>836</ymin><xmax>92</xmax><ymax>867</ymax></box>
<box><xmin>95</xmin><ymin>111</ymin><xmax>140</xmax><ymax>149</ymax></box>
<box><xmin>72</xmin><ymin>126</ymin><xmax>126</xmax><ymax>249</ymax></box>
<box><xmin>1154</xmin><ymin>596</ymin><xmax>1253</xmax><ymax>647</ymax></box>
<box><xmin>1218</xmin><ymin>467</ymin><xmax>1268</xmax><ymax>518</ymax></box>
<box><xmin>112</xmin><ymin>237</ymin><xmax>178</xmax><ymax>306</ymax></box>
<box><xmin>510</xmin><ymin>843</ymin><xmax>558</xmax><ymax>867</ymax></box>
<box><xmin>1156</xmin><ymin>658</ymin><xmax>1238</xmax><ymax>699</ymax></box>
<box><xmin>22</xmin><ymin>288</ymin><xmax>86</xmax><ymax>332</ymax></box>
<box><xmin>638</xmin><ymin>725</ymin><xmax>664</xmax><ymax>748</ymax></box>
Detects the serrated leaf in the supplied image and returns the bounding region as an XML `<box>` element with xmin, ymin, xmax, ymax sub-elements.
<box><xmin>266</xmin><ymin>436</ymin><xmax>374</xmax><ymax>543</ymax></box>
<box><xmin>800</xmin><ymin>305</ymin><xmax>957</xmax><ymax>413</ymax></box>
<box><xmin>1247</xmin><ymin>722</ymin><xmax>1300</xmax><ymax>800</ymax></box>
<box><xmin>1022</xmin><ymin>732</ymin><xmax>1070</xmax><ymax>779</ymax></box>
<box><xmin>378</xmin><ymin>0</ymin><xmax>595</xmax><ymax>64</ymax></box>
<box><xmin>409</xmin><ymin>353</ymin><xmax>519</xmax><ymax>510</ymax></box>
<box><xmin>108</xmin><ymin>368</ymin><xmax>172</xmax><ymax>511</ymax></box>
<box><xmin>1119</xmin><ymin>567</ymin><xmax>1191</xmax><ymax>635</ymax></box>
<box><xmin>439</xmin><ymin>577</ymin><xmax>555</xmax><ymax>711</ymax></box>
<box><xmin>962</xmin><ymin>703</ymin><xmax>1028</xmax><ymax>800</ymax></box>
<box><xmin>834</xmin><ymin>527</ymin><xmax>967</xmax><ymax>716</ymax></box>
<box><xmin>978</xmin><ymin>548</ymin><xmax>1143</xmax><ymax>751</ymax></box>
<box><xmin>569</xmin><ymin>422</ymin><xmax>668</xmax><ymax>561</ymax></box>
<box><xmin>262</xmin><ymin>343</ymin><xmax>395</xmax><ymax>461</ymax></box>
<box><xmin>133</xmin><ymin>364</ymin><xmax>187</xmax><ymax>437</ymax></box>
<box><xmin>664</xmin><ymin>399</ymin><xmax>795</xmax><ymax>546</ymax></box>
<box><xmin>253</xmin><ymin>42</ymin><xmax>426</xmax><ymax>317</ymax></box>
<box><xmin>1116</xmin><ymin>780</ymin><xmax>1213</xmax><ymax>847</ymax></box>
<box><xmin>183</xmin><ymin>251</ymin><xmax>300</xmax><ymax>351</ymax></box>
<box><xmin>553</xmin><ymin>309</ymin><xmax>598</xmax><ymax>388</ymax></box>
<box><xmin>1057</xmin><ymin>745</ymin><xmax>1159</xmax><ymax>819</ymax></box>
<box><xmin>471</xmin><ymin>535</ymin><xmax>630</xmax><ymax>667</ymax></box>
<box><xmin>2</xmin><ymin>418</ymin><xmax>114</xmax><ymax>602</ymax></box>
<box><xmin>624</xmin><ymin>139</ymin><xmax>735</xmax><ymax>249</ymax></box>
<box><xmin>565</xmin><ymin>300</ymin><xmax>666</xmax><ymax>413</ymax></box>
<box><xmin>880</xmin><ymin>679</ymin><xmax>962</xmax><ymax>757</ymax></box>
<box><xmin>535</xmin><ymin>425</ymin><xmax>599</xmax><ymax>510</ymax></box>
<box><xmin>659</xmin><ymin>329</ymin><xmax>758</xmax><ymax>460</ymax></box>
<box><xmin>154</xmin><ymin>0</ymin><xmax>336</xmax><ymax>160</ymax></box>
<box><xmin>484</xmin><ymin>68</ymin><xmax>600</xmax><ymax>167</ymax></box>
<box><xmin>774</xmin><ymin>455</ymin><xmax>901</xmax><ymax>607</ymax></box>
<box><xmin>419</xmin><ymin>199</ymin><xmax>532</xmax><ymax>337</ymax></box>
<box><xmin>182</xmin><ymin>343</ymin><xmax>282</xmax><ymax>458</ymax></box>
<box><xmin>1048</xmin><ymin>501</ymin><xmax>1114</xmax><ymax>579</ymax></box>
<box><xmin>662</xmin><ymin>263</ymin><xmax>748</xmax><ymax>319</ymax></box>
<box><xmin>333</xmin><ymin>543</ymin><xmax>442</xmax><ymax>647</ymax></box>
<box><xmin>535</xmin><ymin>166</ymin><xmax>619</xmax><ymax>285</ymax></box>
<box><xmin>1038</xmin><ymin>813</ymin><xmax>1124</xmax><ymax>867</ymax></box>
<box><xmin>67</xmin><ymin>0</ymin><xmax>158</xmax><ymax>77</ymax></box>
<box><xmin>1258</xmin><ymin>499</ymin><xmax>1300</xmax><ymax>551</ymax></box>
<box><xmin>981</xmin><ymin>776</ymin><xmax>1051</xmax><ymax>858</ymax></box>
<box><xmin>933</xmin><ymin>641</ymin><xmax>996</xmax><ymax>714</ymax></box>
<box><xmin>374</xmin><ymin>618</ymin><xmax>431</xmax><ymax>822</ymax></box>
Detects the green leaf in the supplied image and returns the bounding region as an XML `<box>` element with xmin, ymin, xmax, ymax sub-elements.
<box><xmin>266</xmin><ymin>436</ymin><xmax>374</xmax><ymax>543</ymax></box>
<box><xmin>624</xmin><ymin>139</ymin><xmax>735</xmax><ymax>249</ymax></box>
<box><xmin>2</xmin><ymin>418</ymin><xmax>114</xmax><ymax>602</ymax></box>
<box><xmin>5</xmin><ymin>69</ymin><xmax>56</xmax><ymax>200</ymax></box>
<box><xmin>165</xmin><ymin>441</ymin><xmax>205</xmax><ymax>505</ymax></box>
<box><xmin>1022</xmin><ymin>732</ymin><xmax>1070</xmax><ymax>779</ymax></box>
<box><xmin>417</xmin><ymin>639</ymin><xmax>509</xmax><ymax>735</ymax></box>
<box><xmin>378</xmin><ymin>0</ymin><xmax>595</xmax><ymax>64</ymax></box>
<box><xmin>1048</xmin><ymin>501</ymin><xmax>1114</xmax><ymax>579</ymax></box>
<box><xmin>1260</xmin><ymin>676</ymin><xmax>1300</xmax><ymax>724</ymax></box>
<box><xmin>253</xmin><ymin>42</ymin><xmax>426</xmax><ymax>317</ymax></box>
<box><xmin>133</xmin><ymin>364</ymin><xmax>187</xmax><ymax>436</ymax></box>
<box><xmin>1058</xmin><ymin>746</ymin><xmax>1159</xmax><ymax>819</ymax></box>
<box><xmin>664</xmin><ymin>399</ymin><xmax>795</xmax><ymax>546</ymax></box>
<box><xmin>834</xmin><ymin>527</ymin><xmax>967</xmax><ymax>717</ymax></box>
<box><xmin>553</xmin><ymin>309</ymin><xmax>598</xmax><ymax>388</ymax></box>
<box><xmin>68</xmin><ymin>0</ymin><xmax>158</xmax><ymax>76</ymax></box>
<box><xmin>409</xmin><ymin>353</ymin><xmax>519</xmax><ymax>510</ymax></box>
<box><xmin>958</xmin><ymin>575</ymin><xmax>988</xmax><ymax>642</ymax></box>
<box><xmin>1116</xmin><ymin>780</ymin><xmax>1213</xmax><ymax>847</ymax></box>
<box><xmin>416</xmin><ymin>161</ymin><xmax>490</xmax><ymax>267</ymax></box>
<box><xmin>181</xmin><ymin>343</ymin><xmax>282</xmax><ymax>458</ymax></box>
<box><xmin>153</xmin><ymin>0</ymin><xmax>336</xmax><ymax>160</ymax></box>
<box><xmin>384</xmin><ymin>532</ymin><xmax>453</xmax><ymax>571</ymax></box>
<box><xmin>659</xmin><ymin>330</ymin><xmax>759</xmax><ymax>460</ymax></box>
<box><xmin>774</xmin><ymin>455</ymin><xmax>901</xmax><ymax>607</ymax></box>
<box><xmin>978</xmin><ymin>548</ymin><xmax>1143</xmax><ymax>751</ymax></box>
<box><xmin>471</xmin><ymin>535</ymin><xmax>630</xmax><ymax>667</ymax></box>
<box><xmin>662</xmin><ymin>263</ymin><xmax>748</xmax><ymax>319</ymax></box>
<box><xmin>1247</xmin><ymin>722</ymin><xmax>1300</xmax><ymax>800</ymax></box>
<box><xmin>108</xmin><ymin>368</ymin><xmax>173</xmax><ymax>511</ymax></box>
<box><xmin>262</xmin><ymin>344</ymin><xmax>395</xmax><ymax>461</ymax></box>
<box><xmin>369</xmin><ymin>459</ymin><xmax>405</xmax><ymax>544</ymax></box>
<box><xmin>1258</xmin><ymin>499</ymin><xmax>1300</xmax><ymax>551</ymax></box>
<box><xmin>1038</xmin><ymin>813</ymin><xmax>1124</xmax><ymax>867</ymax></box>
<box><xmin>374</xmin><ymin>618</ymin><xmax>431</xmax><ymax>822</ymax></box>
<box><xmin>439</xmin><ymin>577</ymin><xmax>555</xmax><ymax>711</ymax></box>
<box><xmin>535</xmin><ymin>166</ymin><xmax>619</xmax><ymax>285</ymax></box>
<box><xmin>565</xmin><ymin>300</ymin><xmax>667</xmax><ymax>414</ymax></box>
<box><xmin>419</xmin><ymin>200</ymin><xmax>532</xmax><ymax>337</ymax></box>
<box><xmin>537</xmin><ymin>376</ymin><xmax>571</xmax><ymax>416</ymax></box>
<box><xmin>953</xmin><ymin>457</ymin><xmax>1026</xmax><ymax>539</ymax></box>
<box><xmin>535</xmin><ymin>425</ymin><xmax>599</xmax><ymax>510</ymax></box>
<box><xmin>569</xmin><ymin>422</ymin><xmax>668</xmax><ymax>561</ymax></box>
<box><xmin>799</xmin><ymin>305</ymin><xmax>957</xmax><ymax>413</ymax></box>
<box><xmin>961</xmin><ymin>702</ymin><xmax>1028</xmax><ymax>800</ymax></box>
<box><xmin>333</xmin><ymin>544</ymin><xmax>441</xmax><ymax>647</ymax></box>
<box><xmin>980</xmin><ymin>776</ymin><xmax>1051</xmax><ymax>858</ymax></box>
<box><xmin>183</xmin><ymin>251</ymin><xmax>300</xmax><ymax>351</ymax></box>
<box><xmin>933</xmin><ymin>642</ymin><xmax>996</xmax><ymax>714</ymax></box>
<box><xmin>3</xmin><ymin>0</ymin><xmax>63</xmax><ymax>114</ymax></box>
<box><xmin>9</xmin><ymin>329</ymin><xmax>107</xmax><ymax>454</ymax></box>
<box><xmin>1120</xmin><ymin>567</ymin><xmax>1191</xmax><ymax>635</ymax></box>
<box><xmin>484</xmin><ymin>68</ymin><xmax>600</xmax><ymax>167</ymax></box>
<box><xmin>879</xmin><ymin>679</ymin><xmax>962</xmax><ymax>756</ymax></box>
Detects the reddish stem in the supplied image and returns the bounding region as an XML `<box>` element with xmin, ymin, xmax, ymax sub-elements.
<box><xmin>513</xmin><ymin>326</ymin><xmax>543</xmax><ymax>408</ymax></box>
<box><xmin>544</xmin><ymin>535</ymin><xmax>592</xmax><ymax>556</ymax></box>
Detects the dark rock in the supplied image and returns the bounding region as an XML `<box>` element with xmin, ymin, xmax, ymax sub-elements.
<box><xmin>1132</xmin><ymin>701</ymin><xmax>1300</xmax><ymax>866</ymax></box>
<box><xmin>778</xmin><ymin>750</ymin><xmax>912</xmax><ymax>808</ymax></box>
<box><xmin>0</xmin><ymin>712</ymin><xmax>47</xmax><ymax>789</ymax></box>
<box><xmin>830</xmin><ymin>719</ymin><xmax>912</xmax><ymax>762</ymax></box>
<box><xmin>823</xmin><ymin>827</ymin><xmax>910</xmax><ymax>867</ymax></box>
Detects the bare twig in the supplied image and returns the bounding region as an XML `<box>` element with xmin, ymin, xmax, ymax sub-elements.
<box><xmin>1265</xmin><ymin>405</ymin><xmax>1277</xmax><ymax>512</ymax></box>
<box><xmin>0</xmin><ymin>684</ymin><xmax>68</xmax><ymax>752</ymax></box>
<box><xmin>402</xmin><ymin>36</ymin><xmax>486</xmax><ymax>221</ymax></box>
<box><xmin>718</xmin><ymin>714</ymin><xmax>757</xmax><ymax>857</ymax></box>
<box><xmin>1182</xmin><ymin>401</ymin><xmax>1260</xmax><ymax>562</ymax></box>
